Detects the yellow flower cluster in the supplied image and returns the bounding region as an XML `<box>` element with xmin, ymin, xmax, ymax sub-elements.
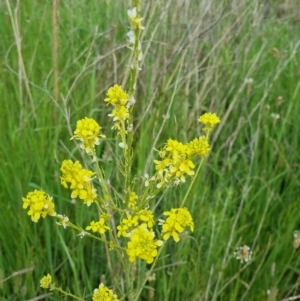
<box><xmin>126</xmin><ymin>224</ymin><xmax>163</xmax><ymax>264</ymax></box>
<box><xmin>116</xmin><ymin>208</ymin><xmax>158</xmax><ymax>264</ymax></box>
<box><xmin>151</xmin><ymin>112</ymin><xmax>220</xmax><ymax>188</ymax></box>
<box><xmin>104</xmin><ymin>85</ymin><xmax>130</xmax><ymax>134</ymax></box>
<box><xmin>40</xmin><ymin>274</ymin><xmax>52</xmax><ymax>289</ymax></box>
<box><xmin>187</xmin><ymin>136</ymin><xmax>210</xmax><ymax>157</ymax></box>
<box><xmin>92</xmin><ymin>283</ymin><xmax>119</xmax><ymax>301</ymax></box>
<box><xmin>22</xmin><ymin>190</ymin><xmax>56</xmax><ymax>222</ymax></box>
<box><xmin>137</xmin><ymin>209</ymin><xmax>155</xmax><ymax>228</ymax></box>
<box><xmin>128</xmin><ymin>191</ymin><xmax>138</xmax><ymax>210</ymax></box>
<box><xmin>86</xmin><ymin>217</ymin><xmax>110</xmax><ymax>235</ymax></box>
<box><xmin>117</xmin><ymin>209</ymin><xmax>154</xmax><ymax>238</ymax></box>
<box><xmin>199</xmin><ymin>112</ymin><xmax>220</xmax><ymax>133</ymax></box>
<box><xmin>60</xmin><ymin>160</ymin><xmax>96</xmax><ymax>206</ymax></box>
<box><xmin>105</xmin><ymin>84</ymin><xmax>129</xmax><ymax>106</ymax></box>
<box><xmin>153</xmin><ymin>138</ymin><xmax>207</xmax><ymax>187</ymax></box>
<box><xmin>160</xmin><ymin>208</ymin><xmax>194</xmax><ymax>242</ymax></box>
<box><xmin>72</xmin><ymin>117</ymin><xmax>105</xmax><ymax>155</ymax></box>
<box><xmin>117</xmin><ymin>215</ymin><xmax>138</xmax><ymax>237</ymax></box>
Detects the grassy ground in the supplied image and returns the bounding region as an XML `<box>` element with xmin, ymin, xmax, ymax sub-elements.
<box><xmin>1</xmin><ymin>0</ymin><xmax>300</xmax><ymax>300</ymax></box>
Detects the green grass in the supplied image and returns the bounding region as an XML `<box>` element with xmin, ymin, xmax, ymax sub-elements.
<box><xmin>1</xmin><ymin>0</ymin><xmax>300</xmax><ymax>300</ymax></box>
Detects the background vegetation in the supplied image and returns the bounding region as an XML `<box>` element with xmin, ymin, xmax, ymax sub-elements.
<box><xmin>0</xmin><ymin>0</ymin><xmax>300</xmax><ymax>300</ymax></box>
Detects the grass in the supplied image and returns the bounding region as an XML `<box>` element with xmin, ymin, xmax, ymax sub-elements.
<box><xmin>0</xmin><ymin>0</ymin><xmax>300</xmax><ymax>300</ymax></box>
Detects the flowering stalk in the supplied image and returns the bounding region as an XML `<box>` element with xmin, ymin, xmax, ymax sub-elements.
<box><xmin>21</xmin><ymin>2</ymin><xmax>221</xmax><ymax>300</ymax></box>
<box><xmin>124</xmin><ymin>0</ymin><xmax>143</xmax><ymax>204</ymax></box>
<box><xmin>182</xmin><ymin>113</ymin><xmax>220</xmax><ymax>207</ymax></box>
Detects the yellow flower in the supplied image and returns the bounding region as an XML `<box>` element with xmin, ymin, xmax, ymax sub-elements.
<box><xmin>126</xmin><ymin>224</ymin><xmax>163</xmax><ymax>264</ymax></box>
<box><xmin>77</xmin><ymin>184</ymin><xmax>97</xmax><ymax>206</ymax></box>
<box><xmin>187</xmin><ymin>136</ymin><xmax>210</xmax><ymax>157</ymax></box>
<box><xmin>72</xmin><ymin>117</ymin><xmax>105</xmax><ymax>155</ymax></box>
<box><xmin>22</xmin><ymin>190</ymin><xmax>56</xmax><ymax>222</ymax></box>
<box><xmin>165</xmin><ymin>139</ymin><xmax>187</xmax><ymax>163</ymax></box>
<box><xmin>92</xmin><ymin>283</ymin><xmax>119</xmax><ymax>301</ymax></box>
<box><xmin>153</xmin><ymin>138</ymin><xmax>197</xmax><ymax>186</ymax></box>
<box><xmin>169</xmin><ymin>159</ymin><xmax>195</xmax><ymax>183</ymax></box>
<box><xmin>153</xmin><ymin>158</ymin><xmax>171</xmax><ymax>172</ymax></box>
<box><xmin>117</xmin><ymin>215</ymin><xmax>139</xmax><ymax>237</ymax></box>
<box><xmin>117</xmin><ymin>223</ymin><xmax>129</xmax><ymax>238</ymax></box>
<box><xmin>128</xmin><ymin>191</ymin><xmax>138</xmax><ymax>210</ymax></box>
<box><xmin>110</xmin><ymin>106</ymin><xmax>129</xmax><ymax>121</ymax></box>
<box><xmin>60</xmin><ymin>160</ymin><xmax>94</xmax><ymax>188</ymax></box>
<box><xmin>109</xmin><ymin>241</ymin><xmax>115</xmax><ymax>250</ymax></box>
<box><xmin>137</xmin><ymin>209</ymin><xmax>154</xmax><ymax>228</ymax></box>
<box><xmin>199</xmin><ymin>113</ymin><xmax>220</xmax><ymax>131</ymax></box>
<box><xmin>60</xmin><ymin>160</ymin><xmax>97</xmax><ymax>206</ymax></box>
<box><xmin>160</xmin><ymin>208</ymin><xmax>194</xmax><ymax>242</ymax></box>
<box><xmin>104</xmin><ymin>85</ymin><xmax>129</xmax><ymax>107</ymax></box>
<box><xmin>86</xmin><ymin>218</ymin><xmax>110</xmax><ymax>235</ymax></box>
<box><xmin>40</xmin><ymin>274</ymin><xmax>52</xmax><ymax>289</ymax></box>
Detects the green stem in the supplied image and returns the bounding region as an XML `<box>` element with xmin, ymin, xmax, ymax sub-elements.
<box><xmin>52</xmin><ymin>286</ymin><xmax>86</xmax><ymax>301</ymax></box>
<box><xmin>125</xmin><ymin>261</ymin><xmax>134</xmax><ymax>301</ymax></box>
<box><xmin>181</xmin><ymin>157</ymin><xmax>205</xmax><ymax>207</ymax></box>
<box><xmin>132</xmin><ymin>242</ymin><xmax>166</xmax><ymax>301</ymax></box>
<box><xmin>94</xmin><ymin>158</ymin><xmax>113</xmax><ymax>204</ymax></box>
<box><xmin>123</xmin><ymin>2</ymin><xmax>145</xmax><ymax>299</ymax></box>
<box><xmin>55</xmin><ymin>217</ymin><xmax>126</xmax><ymax>249</ymax></box>
<box><xmin>124</xmin><ymin>0</ymin><xmax>141</xmax><ymax>202</ymax></box>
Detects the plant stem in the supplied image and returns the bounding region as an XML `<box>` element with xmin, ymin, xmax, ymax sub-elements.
<box><xmin>53</xmin><ymin>286</ymin><xmax>86</xmax><ymax>301</ymax></box>
<box><xmin>181</xmin><ymin>157</ymin><xmax>205</xmax><ymax>207</ymax></box>
<box><xmin>125</xmin><ymin>0</ymin><xmax>141</xmax><ymax>201</ymax></box>
<box><xmin>125</xmin><ymin>261</ymin><xmax>134</xmax><ymax>301</ymax></box>
<box><xmin>132</xmin><ymin>243</ymin><xmax>166</xmax><ymax>301</ymax></box>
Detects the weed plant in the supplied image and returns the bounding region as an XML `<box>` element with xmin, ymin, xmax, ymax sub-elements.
<box><xmin>0</xmin><ymin>0</ymin><xmax>300</xmax><ymax>301</ymax></box>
